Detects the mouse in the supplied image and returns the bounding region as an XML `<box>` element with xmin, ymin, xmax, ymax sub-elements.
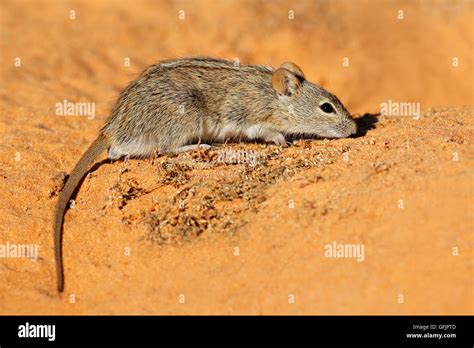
<box><xmin>53</xmin><ymin>57</ymin><xmax>357</xmax><ymax>292</ymax></box>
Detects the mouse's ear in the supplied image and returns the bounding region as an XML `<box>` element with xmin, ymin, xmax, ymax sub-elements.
<box><xmin>280</xmin><ymin>62</ymin><xmax>305</xmax><ymax>80</ymax></box>
<box><xmin>272</xmin><ymin>68</ymin><xmax>302</xmax><ymax>97</ymax></box>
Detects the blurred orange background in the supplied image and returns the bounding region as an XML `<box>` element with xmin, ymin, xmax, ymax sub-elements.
<box><xmin>1</xmin><ymin>0</ymin><xmax>472</xmax><ymax>115</ymax></box>
<box><xmin>0</xmin><ymin>0</ymin><xmax>472</xmax><ymax>315</ymax></box>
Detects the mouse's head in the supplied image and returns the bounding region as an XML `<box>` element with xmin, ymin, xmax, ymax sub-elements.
<box><xmin>272</xmin><ymin>62</ymin><xmax>356</xmax><ymax>138</ymax></box>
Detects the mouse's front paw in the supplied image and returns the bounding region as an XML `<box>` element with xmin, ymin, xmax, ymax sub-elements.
<box><xmin>265</xmin><ymin>132</ymin><xmax>288</xmax><ymax>147</ymax></box>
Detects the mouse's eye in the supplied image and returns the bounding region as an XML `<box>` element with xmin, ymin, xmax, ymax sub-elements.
<box><xmin>319</xmin><ymin>103</ymin><xmax>335</xmax><ymax>113</ymax></box>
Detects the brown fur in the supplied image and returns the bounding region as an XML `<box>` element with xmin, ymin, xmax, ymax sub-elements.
<box><xmin>54</xmin><ymin>57</ymin><xmax>356</xmax><ymax>291</ymax></box>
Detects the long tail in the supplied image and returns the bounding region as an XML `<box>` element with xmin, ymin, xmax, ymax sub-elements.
<box><xmin>54</xmin><ymin>133</ymin><xmax>110</xmax><ymax>292</ymax></box>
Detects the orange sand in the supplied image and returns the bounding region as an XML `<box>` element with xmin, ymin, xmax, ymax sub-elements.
<box><xmin>0</xmin><ymin>0</ymin><xmax>472</xmax><ymax>314</ymax></box>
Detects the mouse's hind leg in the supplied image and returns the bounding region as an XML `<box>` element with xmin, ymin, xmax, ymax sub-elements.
<box><xmin>107</xmin><ymin>136</ymin><xmax>157</xmax><ymax>160</ymax></box>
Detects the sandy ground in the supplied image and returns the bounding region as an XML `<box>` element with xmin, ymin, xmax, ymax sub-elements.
<box><xmin>0</xmin><ymin>0</ymin><xmax>472</xmax><ymax>314</ymax></box>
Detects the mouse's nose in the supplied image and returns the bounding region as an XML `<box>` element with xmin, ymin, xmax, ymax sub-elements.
<box><xmin>339</xmin><ymin>117</ymin><xmax>357</xmax><ymax>137</ymax></box>
<box><xmin>329</xmin><ymin>118</ymin><xmax>357</xmax><ymax>138</ymax></box>
<box><xmin>348</xmin><ymin>118</ymin><xmax>357</xmax><ymax>135</ymax></box>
